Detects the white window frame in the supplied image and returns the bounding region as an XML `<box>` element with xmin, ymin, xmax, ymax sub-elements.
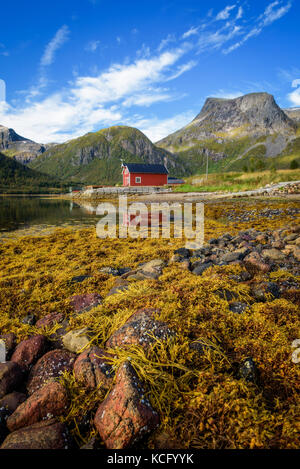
<box><xmin>135</xmin><ymin>176</ymin><xmax>141</xmax><ymax>184</ymax></box>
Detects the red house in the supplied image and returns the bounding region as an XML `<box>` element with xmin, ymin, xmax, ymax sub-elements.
<box><xmin>122</xmin><ymin>163</ymin><xmax>168</xmax><ymax>187</ymax></box>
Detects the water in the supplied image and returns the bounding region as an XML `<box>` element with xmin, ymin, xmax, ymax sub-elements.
<box><xmin>0</xmin><ymin>196</ymin><xmax>102</xmax><ymax>234</ymax></box>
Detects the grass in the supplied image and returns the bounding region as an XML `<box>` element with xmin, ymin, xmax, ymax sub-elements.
<box><xmin>174</xmin><ymin>169</ymin><xmax>300</xmax><ymax>193</ymax></box>
<box><xmin>0</xmin><ymin>200</ymin><xmax>299</xmax><ymax>448</ymax></box>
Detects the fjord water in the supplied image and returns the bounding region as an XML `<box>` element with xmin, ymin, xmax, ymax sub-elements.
<box><xmin>0</xmin><ymin>196</ymin><xmax>102</xmax><ymax>233</ymax></box>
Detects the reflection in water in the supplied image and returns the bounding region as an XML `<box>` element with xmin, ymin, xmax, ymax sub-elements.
<box><xmin>0</xmin><ymin>196</ymin><xmax>102</xmax><ymax>233</ymax></box>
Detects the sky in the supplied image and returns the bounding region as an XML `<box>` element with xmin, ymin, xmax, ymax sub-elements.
<box><xmin>0</xmin><ymin>0</ymin><xmax>299</xmax><ymax>144</ymax></box>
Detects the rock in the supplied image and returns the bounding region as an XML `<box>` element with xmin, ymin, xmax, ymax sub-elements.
<box><xmin>1</xmin><ymin>419</ymin><xmax>72</xmax><ymax>449</ymax></box>
<box><xmin>49</xmin><ymin>320</ymin><xmax>70</xmax><ymax>349</ymax></box>
<box><xmin>0</xmin><ymin>392</ymin><xmax>26</xmax><ymax>413</ymax></box>
<box><xmin>221</xmin><ymin>252</ymin><xmax>241</xmax><ymax>263</ymax></box>
<box><xmin>136</xmin><ymin>259</ymin><xmax>165</xmax><ymax>279</ymax></box>
<box><xmin>106</xmin><ymin>283</ymin><xmax>129</xmax><ymax>297</ymax></box>
<box><xmin>174</xmin><ymin>248</ymin><xmax>190</xmax><ymax>258</ymax></box>
<box><xmin>229</xmin><ymin>302</ymin><xmax>249</xmax><ymax>314</ymax></box>
<box><xmin>0</xmin><ymin>333</ymin><xmax>16</xmax><ymax>360</ymax></box>
<box><xmin>0</xmin><ymin>362</ymin><xmax>23</xmax><ymax>398</ymax></box>
<box><xmin>70</xmin><ymin>275</ymin><xmax>91</xmax><ymax>284</ymax></box>
<box><xmin>261</xmin><ymin>249</ymin><xmax>285</xmax><ymax>261</ymax></box>
<box><xmin>98</xmin><ymin>266</ymin><xmax>120</xmax><ymax>276</ymax></box>
<box><xmin>94</xmin><ymin>362</ymin><xmax>159</xmax><ymax>449</ymax></box>
<box><xmin>7</xmin><ymin>381</ymin><xmax>69</xmax><ymax>432</ymax></box>
<box><xmin>36</xmin><ymin>312</ymin><xmax>65</xmax><ymax>329</ymax></box>
<box><xmin>293</xmin><ymin>247</ymin><xmax>300</xmax><ymax>262</ymax></box>
<box><xmin>251</xmin><ymin>282</ymin><xmax>280</xmax><ymax>302</ymax></box>
<box><xmin>62</xmin><ymin>328</ymin><xmax>91</xmax><ymax>353</ymax></box>
<box><xmin>243</xmin><ymin>251</ymin><xmax>270</xmax><ymax>274</ymax></box>
<box><xmin>69</xmin><ymin>293</ymin><xmax>102</xmax><ymax>314</ymax></box>
<box><xmin>106</xmin><ymin>308</ymin><xmax>175</xmax><ymax>351</ymax></box>
<box><xmin>0</xmin><ymin>407</ymin><xmax>9</xmax><ymax>444</ymax></box>
<box><xmin>215</xmin><ymin>288</ymin><xmax>235</xmax><ymax>301</ymax></box>
<box><xmin>74</xmin><ymin>346</ymin><xmax>113</xmax><ymax>390</ymax></box>
<box><xmin>21</xmin><ymin>314</ymin><xmax>36</xmax><ymax>326</ymax></box>
<box><xmin>238</xmin><ymin>358</ymin><xmax>258</xmax><ymax>383</ymax></box>
<box><xmin>27</xmin><ymin>349</ymin><xmax>76</xmax><ymax>395</ymax></box>
<box><xmin>192</xmin><ymin>262</ymin><xmax>213</xmax><ymax>276</ymax></box>
<box><xmin>11</xmin><ymin>335</ymin><xmax>48</xmax><ymax>373</ymax></box>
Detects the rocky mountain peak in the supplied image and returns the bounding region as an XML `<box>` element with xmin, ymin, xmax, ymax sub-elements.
<box><xmin>192</xmin><ymin>92</ymin><xmax>296</xmax><ymax>134</ymax></box>
<box><xmin>0</xmin><ymin>124</ymin><xmax>48</xmax><ymax>163</ymax></box>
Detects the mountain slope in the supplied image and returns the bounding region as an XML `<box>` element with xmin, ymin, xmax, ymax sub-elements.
<box><xmin>29</xmin><ymin>125</ymin><xmax>186</xmax><ymax>184</ymax></box>
<box><xmin>283</xmin><ymin>107</ymin><xmax>300</xmax><ymax>123</ymax></box>
<box><xmin>0</xmin><ymin>151</ymin><xmax>63</xmax><ymax>193</ymax></box>
<box><xmin>0</xmin><ymin>125</ymin><xmax>52</xmax><ymax>164</ymax></box>
<box><xmin>157</xmin><ymin>93</ymin><xmax>299</xmax><ymax>174</ymax></box>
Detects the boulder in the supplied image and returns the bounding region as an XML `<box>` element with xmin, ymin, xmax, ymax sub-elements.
<box><xmin>62</xmin><ymin>328</ymin><xmax>91</xmax><ymax>353</ymax></box>
<box><xmin>261</xmin><ymin>249</ymin><xmax>285</xmax><ymax>261</ymax></box>
<box><xmin>69</xmin><ymin>293</ymin><xmax>102</xmax><ymax>314</ymax></box>
<box><xmin>0</xmin><ymin>392</ymin><xmax>26</xmax><ymax>414</ymax></box>
<box><xmin>243</xmin><ymin>251</ymin><xmax>270</xmax><ymax>274</ymax></box>
<box><xmin>27</xmin><ymin>349</ymin><xmax>76</xmax><ymax>395</ymax></box>
<box><xmin>0</xmin><ymin>333</ymin><xmax>16</xmax><ymax>360</ymax></box>
<box><xmin>1</xmin><ymin>419</ymin><xmax>72</xmax><ymax>449</ymax></box>
<box><xmin>11</xmin><ymin>335</ymin><xmax>48</xmax><ymax>373</ymax></box>
<box><xmin>94</xmin><ymin>362</ymin><xmax>159</xmax><ymax>449</ymax></box>
<box><xmin>229</xmin><ymin>302</ymin><xmax>249</xmax><ymax>314</ymax></box>
<box><xmin>36</xmin><ymin>312</ymin><xmax>65</xmax><ymax>329</ymax></box>
<box><xmin>106</xmin><ymin>308</ymin><xmax>175</xmax><ymax>351</ymax></box>
<box><xmin>74</xmin><ymin>346</ymin><xmax>113</xmax><ymax>390</ymax></box>
<box><xmin>137</xmin><ymin>259</ymin><xmax>166</xmax><ymax>279</ymax></box>
<box><xmin>7</xmin><ymin>381</ymin><xmax>69</xmax><ymax>432</ymax></box>
<box><xmin>192</xmin><ymin>262</ymin><xmax>213</xmax><ymax>276</ymax></box>
<box><xmin>0</xmin><ymin>362</ymin><xmax>23</xmax><ymax>398</ymax></box>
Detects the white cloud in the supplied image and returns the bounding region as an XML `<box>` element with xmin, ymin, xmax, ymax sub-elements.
<box><xmin>85</xmin><ymin>40</ymin><xmax>100</xmax><ymax>52</ymax></box>
<box><xmin>41</xmin><ymin>25</ymin><xmax>70</xmax><ymax>66</ymax></box>
<box><xmin>260</xmin><ymin>1</ymin><xmax>292</xmax><ymax>26</ymax></box>
<box><xmin>216</xmin><ymin>5</ymin><xmax>236</xmax><ymax>21</ymax></box>
<box><xmin>236</xmin><ymin>6</ymin><xmax>243</xmax><ymax>19</ymax></box>
<box><xmin>223</xmin><ymin>1</ymin><xmax>292</xmax><ymax>54</ymax></box>
<box><xmin>128</xmin><ymin>111</ymin><xmax>196</xmax><ymax>143</ymax></box>
<box><xmin>0</xmin><ymin>47</ymin><xmax>190</xmax><ymax>143</ymax></box>
<box><xmin>288</xmin><ymin>78</ymin><xmax>300</xmax><ymax>106</ymax></box>
<box><xmin>182</xmin><ymin>26</ymin><xmax>199</xmax><ymax>39</ymax></box>
<box><xmin>158</xmin><ymin>34</ymin><xmax>176</xmax><ymax>52</ymax></box>
<box><xmin>292</xmin><ymin>79</ymin><xmax>300</xmax><ymax>88</ymax></box>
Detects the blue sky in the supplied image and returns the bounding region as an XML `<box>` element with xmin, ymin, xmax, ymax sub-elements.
<box><xmin>0</xmin><ymin>0</ymin><xmax>299</xmax><ymax>143</ymax></box>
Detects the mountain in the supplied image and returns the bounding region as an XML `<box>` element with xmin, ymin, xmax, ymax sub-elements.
<box><xmin>29</xmin><ymin>125</ymin><xmax>186</xmax><ymax>184</ymax></box>
<box><xmin>157</xmin><ymin>93</ymin><xmax>300</xmax><ymax>174</ymax></box>
<box><xmin>0</xmin><ymin>125</ymin><xmax>53</xmax><ymax>164</ymax></box>
<box><xmin>283</xmin><ymin>107</ymin><xmax>300</xmax><ymax>123</ymax></box>
<box><xmin>0</xmin><ymin>151</ymin><xmax>65</xmax><ymax>193</ymax></box>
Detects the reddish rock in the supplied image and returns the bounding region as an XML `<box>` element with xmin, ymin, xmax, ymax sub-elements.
<box><xmin>11</xmin><ymin>335</ymin><xmax>48</xmax><ymax>373</ymax></box>
<box><xmin>27</xmin><ymin>349</ymin><xmax>76</xmax><ymax>395</ymax></box>
<box><xmin>7</xmin><ymin>381</ymin><xmax>69</xmax><ymax>432</ymax></box>
<box><xmin>0</xmin><ymin>333</ymin><xmax>16</xmax><ymax>359</ymax></box>
<box><xmin>94</xmin><ymin>362</ymin><xmax>159</xmax><ymax>449</ymax></box>
<box><xmin>74</xmin><ymin>346</ymin><xmax>113</xmax><ymax>390</ymax></box>
<box><xmin>0</xmin><ymin>392</ymin><xmax>26</xmax><ymax>413</ymax></box>
<box><xmin>243</xmin><ymin>251</ymin><xmax>271</xmax><ymax>274</ymax></box>
<box><xmin>1</xmin><ymin>419</ymin><xmax>72</xmax><ymax>449</ymax></box>
<box><xmin>0</xmin><ymin>362</ymin><xmax>23</xmax><ymax>398</ymax></box>
<box><xmin>36</xmin><ymin>312</ymin><xmax>65</xmax><ymax>329</ymax></box>
<box><xmin>69</xmin><ymin>293</ymin><xmax>102</xmax><ymax>314</ymax></box>
<box><xmin>106</xmin><ymin>308</ymin><xmax>175</xmax><ymax>350</ymax></box>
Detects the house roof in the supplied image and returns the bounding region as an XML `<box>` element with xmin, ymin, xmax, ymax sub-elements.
<box><xmin>123</xmin><ymin>163</ymin><xmax>168</xmax><ymax>174</ymax></box>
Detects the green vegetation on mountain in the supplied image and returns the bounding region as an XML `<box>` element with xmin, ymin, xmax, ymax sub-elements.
<box><xmin>0</xmin><ymin>152</ymin><xmax>67</xmax><ymax>193</ymax></box>
<box><xmin>29</xmin><ymin>126</ymin><xmax>185</xmax><ymax>185</ymax></box>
